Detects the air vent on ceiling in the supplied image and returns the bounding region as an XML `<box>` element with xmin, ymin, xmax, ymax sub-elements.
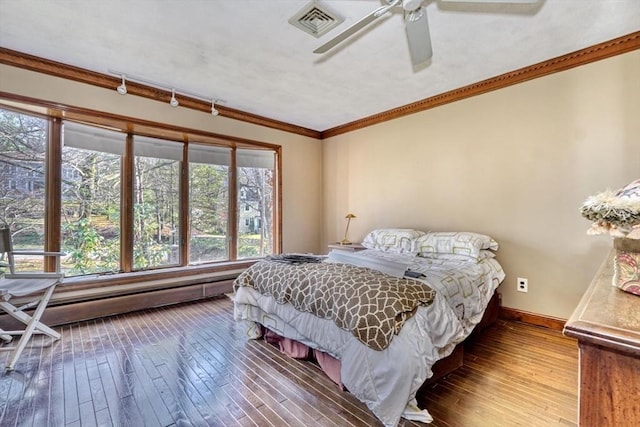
<box><xmin>288</xmin><ymin>1</ymin><xmax>344</xmax><ymax>38</ymax></box>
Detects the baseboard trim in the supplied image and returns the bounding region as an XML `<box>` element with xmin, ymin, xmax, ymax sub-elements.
<box><xmin>0</xmin><ymin>280</ymin><xmax>234</xmax><ymax>329</ymax></box>
<box><xmin>3</xmin><ymin>285</ymin><xmax>567</xmax><ymax>332</ymax></box>
<box><xmin>499</xmin><ymin>307</ymin><xmax>567</xmax><ymax>331</ymax></box>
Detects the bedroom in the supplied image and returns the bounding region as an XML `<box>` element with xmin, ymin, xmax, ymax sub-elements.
<box><xmin>1</xmin><ymin>0</ymin><xmax>639</xmax><ymax>426</ymax></box>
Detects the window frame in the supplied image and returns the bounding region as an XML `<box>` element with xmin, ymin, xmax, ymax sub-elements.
<box><xmin>0</xmin><ymin>94</ymin><xmax>281</xmax><ymax>288</ymax></box>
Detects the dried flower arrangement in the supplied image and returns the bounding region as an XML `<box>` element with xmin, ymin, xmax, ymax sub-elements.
<box><xmin>580</xmin><ymin>179</ymin><xmax>640</xmax><ymax>240</ymax></box>
<box><xmin>581</xmin><ymin>179</ymin><xmax>640</xmax><ymax>296</ymax></box>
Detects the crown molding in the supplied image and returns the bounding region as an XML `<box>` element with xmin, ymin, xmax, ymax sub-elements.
<box><xmin>320</xmin><ymin>31</ymin><xmax>640</xmax><ymax>139</ymax></box>
<box><xmin>1</xmin><ymin>31</ymin><xmax>638</xmax><ymax>141</ymax></box>
<box><xmin>0</xmin><ymin>47</ymin><xmax>322</xmax><ymax>139</ymax></box>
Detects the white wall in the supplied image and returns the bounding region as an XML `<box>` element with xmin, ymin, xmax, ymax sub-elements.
<box><xmin>323</xmin><ymin>51</ymin><xmax>640</xmax><ymax>319</ymax></box>
<box><xmin>0</xmin><ymin>64</ymin><xmax>324</xmax><ymax>255</ymax></box>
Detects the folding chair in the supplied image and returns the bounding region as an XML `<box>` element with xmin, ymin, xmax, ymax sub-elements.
<box><xmin>0</xmin><ymin>228</ymin><xmax>65</xmax><ymax>371</ymax></box>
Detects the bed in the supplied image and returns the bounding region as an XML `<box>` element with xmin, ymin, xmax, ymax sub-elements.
<box><xmin>233</xmin><ymin>229</ymin><xmax>505</xmax><ymax>426</ymax></box>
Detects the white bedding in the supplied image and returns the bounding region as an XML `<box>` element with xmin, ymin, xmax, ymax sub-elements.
<box><xmin>354</xmin><ymin>249</ymin><xmax>504</xmax><ymax>335</ymax></box>
<box><xmin>233</xmin><ymin>250</ymin><xmax>505</xmax><ymax>426</ymax></box>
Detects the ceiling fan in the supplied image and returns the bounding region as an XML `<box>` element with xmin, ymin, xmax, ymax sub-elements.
<box><xmin>313</xmin><ymin>0</ymin><xmax>539</xmax><ymax>67</ymax></box>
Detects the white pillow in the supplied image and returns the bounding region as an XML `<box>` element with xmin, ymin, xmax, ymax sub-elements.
<box><xmin>413</xmin><ymin>232</ymin><xmax>499</xmax><ymax>260</ymax></box>
<box><xmin>361</xmin><ymin>228</ymin><xmax>426</xmax><ymax>254</ymax></box>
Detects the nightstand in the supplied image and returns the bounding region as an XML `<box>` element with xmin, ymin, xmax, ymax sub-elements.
<box><xmin>328</xmin><ymin>243</ymin><xmax>366</xmax><ymax>252</ymax></box>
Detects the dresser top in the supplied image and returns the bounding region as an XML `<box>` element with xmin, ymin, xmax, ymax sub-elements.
<box><xmin>563</xmin><ymin>250</ymin><xmax>640</xmax><ymax>355</ymax></box>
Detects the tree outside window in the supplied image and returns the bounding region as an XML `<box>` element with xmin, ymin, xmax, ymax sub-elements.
<box><xmin>0</xmin><ymin>105</ymin><xmax>278</xmax><ymax>278</ymax></box>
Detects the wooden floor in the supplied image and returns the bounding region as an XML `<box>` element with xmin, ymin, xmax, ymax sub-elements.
<box><xmin>0</xmin><ymin>296</ymin><xmax>578</xmax><ymax>427</ymax></box>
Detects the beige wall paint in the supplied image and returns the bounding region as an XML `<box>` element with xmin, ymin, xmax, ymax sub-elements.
<box><xmin>323</xmin><ymin>51</ymin><xmax>640</xmax><ymax>319</ymax></box>
<box><xmin>2</xmin><ymin>50</ymin><xmax>638</xmax><ymax>319</ymax></box>
<box><xmin>0</xmin><ymin>64</ymin><xmax>323</xmax><ymax>255</ymax></box>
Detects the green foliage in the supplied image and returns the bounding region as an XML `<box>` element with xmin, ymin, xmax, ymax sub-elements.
<box><xmin>133</xmin><ymin>202</ymin><xmax>172</xmax><ymax>269</ymax></box>
<box><xmin>189</xmin><ymin>235</ymin><xmax>227</xmax><ymax>262</ymax></box>
<box><xmin>238</xmin><ymin>244</ymin><xmax>259</xmax><ymax>258</ymax></box>
<box><xmin>238</xmin><ymin>235</ymin><xmax>260</xmax><ymax>258</ymax></box>
<box><xmin>62</xmin><ymin>218</ymin><xmax>119</xmax><ymax>274</ymax></box>
<box><xmin>190</xmin><ymin>163</ymin><xmax>228</xmax><ymax>235</ymax></box>
<box><xmin>0</xmin><ymin>109</ymin><xmax>47</xmax><ymax>245</ymax></box>
<box><xmin>2</xmin><ymin>107</ymin><xmax>277</xmax><ymax>277</ymax></box>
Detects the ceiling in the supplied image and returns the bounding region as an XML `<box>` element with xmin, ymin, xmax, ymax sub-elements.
<box><xmin>0</xmin><ymin>0</ymin><xmax>638</xmax><ymax>132</ymax></box>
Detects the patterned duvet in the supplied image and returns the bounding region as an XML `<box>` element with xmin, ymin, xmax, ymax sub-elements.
<box><xmin>233</xmin><ymin>250</ymin><xmax>505</xmax><ymax>426</ymax></box>
<box><xmin>233</xmin><ymin>260</ymin><xmax>436</xmax><ymax>351</ymax></box>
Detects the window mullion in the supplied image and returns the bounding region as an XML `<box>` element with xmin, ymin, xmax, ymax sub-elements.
<box><xmin>275</xmin><ymin>147</ymin><xmax>282</xmax><ymax>254</ymax></box>
<box><xmin>45</xmin><ymin>117</ymin><xmax>63</xmax><ymax>272</ymax></box>
<box><xmin>180</xmin><ymin>142</ymin><xmax>189</xmax><ymax>266</ymax></box>
<box><xmin>121</xmin><ymin>133</ymin><xmax>134</xmax><ymax>272</ymax></box>
<box><xmin>228</xmin><ymin>146</ymin><xmax>238</xmax><ymax>260</ymax></box>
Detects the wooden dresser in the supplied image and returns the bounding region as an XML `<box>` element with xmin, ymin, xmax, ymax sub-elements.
<box><xmin>563</xmin><ymin>251</ymin><xmax>640</xmax><ymax>427</ymax></box>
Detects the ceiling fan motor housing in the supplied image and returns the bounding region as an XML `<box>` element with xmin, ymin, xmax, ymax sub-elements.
<box><xmin>402</xmin><ymin>0</ymin><xmax>423</xmax><ymax>11</ymax></box>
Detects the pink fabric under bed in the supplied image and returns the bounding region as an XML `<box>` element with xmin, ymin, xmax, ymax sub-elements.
<box><xmin>262</xmin><ymin>327</ymin><xmax>343</xmax><ymax>389</ymax></box>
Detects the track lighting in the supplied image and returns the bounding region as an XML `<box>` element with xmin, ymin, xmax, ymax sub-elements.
<box><xmin>109</xmin><ymin>70</ymin><xmax>222</xmax><ymax>117</ymax></box>
<box><xmin>116</xmin><ymin>75</ymin><xmax>127</xmax><ymax>95</ymax></box>
<box><xmin>169</xmin><ymin>89</ymin><xmax>179</xmax><ymax>107</ymax></box>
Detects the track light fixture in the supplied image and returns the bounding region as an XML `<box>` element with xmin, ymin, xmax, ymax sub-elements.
<box><xmin>170</xmin><ymin>89</ymin><xmax>179</xmax><ymax>107</ymax></box>
<box><xmin>109</xmin><ymin>70</ymin><xmax>222</xmax><ymax>117</ymax></box>
<box><xmin>116</xmin><ymin>75</ymin><xmax>127</xmax><ymax>95</ymax></box>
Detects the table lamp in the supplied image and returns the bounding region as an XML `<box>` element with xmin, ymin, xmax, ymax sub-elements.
<box><xmin>340</xmin><ymin>213</ymin><xmax>356</xmax><ymax>245</ymax></box>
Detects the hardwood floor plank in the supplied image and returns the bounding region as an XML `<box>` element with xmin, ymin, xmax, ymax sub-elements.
<box><xmin>95</xmin><ymin>407</ymin><xmax>113</xmax><ymax>427</ymax></box>
<box><xmin>139</xmin><ymin>308</ymin><xmax>245</xmax><ymax>427</ymax></box>
<box><xmin>31</xmin><ymin>343</ymin><xmax>55</xmax><ymax>427</ymax></box>
<box><xmin>154</xmin><ymin>362</ymin><xmax>229</xmax><ymax>426</ymax></box>
<box><xmin>101</xmin><ymin>317</ymin><xmax>164</xmax><ymax>426</ymax></box>
<box><xmin>167</xmin><ymin>301</ymin><xmax>331</xmax><ymax>426</ymax></box>
<box><xmin>96</xmin><ymin>360</ymin><xmax>123</xmax><ymax>424</ymax></box>
<box><xmin>195</xmin><ymin>302</ymin><xmax>361</xmax><ymax>422</ymax></box>
<box><xmin>62</xmin><ymin>327</ymin><xmax>81</xmax><ymax>425</ymax></box>
<box><xmin>78</xmin><ymin>399</ymin><xmax>97</xmax><ymax>427</ymax></box>
<box><xmin>193</xmin><ymin>316</ymin><xmax>346</xmax><ymax>425</ymax></box>
<box><xmin>0</xmin><ymin>297</ymin><xmax>578</xmax><ymax>427</ymax></box>
<box><xmin>240</xmin><ymin>340</ymin><xmax>373</xmax><ymax>426</ymax></box>
<box><xmin>117</xmin><ymin>394</ymin><xmax>145</xmax><ymax>427</ymax></box>
<box><xmin>99</xmin><ymin>318</ymin><xmax>135</xmax><ymax>400</ymax></box>
<box><xmin>74</xmin><ymin>359</ymin><xmax>92</xmax><ymax>405</ymax></box>
<box><xmin>200</xmin><ymin>302</ymin><xmax>415</xmax><ymax>427</ymax></box>
<box><xmin>418</xmin><ymin>320</ymin><xmax>578</xmax><ymax>427</ymax></box>
<box><xmin>13</xmin><ymin>341</ymin><xmax>40</xmax><ymax>426</ymax></box>
<box><xmin>49</xmin><ymin>358</ymin><xmax>65</xmax><ymax>427</ymax></box>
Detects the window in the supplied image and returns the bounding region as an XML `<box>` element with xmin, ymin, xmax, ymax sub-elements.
<box><xmin>188</xmin><ymin>144</ymin><xmax>230</xmax><ymax>264</ymax></box>
<box><xmin>61</xmin><ymin>122</ymin><xmax>123</xmax><ymax>276</ymax></box>
<box><xmin>237</xmin><ymin>149</ymin><xmax>275</xmax><ymax>259</ymax></box>
<box><xmin>133</xmin><ymin>136</ymin><xmax>181</xmax><ymax>270</ymax></box>
<box><xmin>0</xmin><ymin>109</ymin><xmax>47</xmax><ymax>272</ymax></box>
<box><xmin>0</xmin><ymin>102</ymin><xmax>280</xmax><ymax>282</ymax></box>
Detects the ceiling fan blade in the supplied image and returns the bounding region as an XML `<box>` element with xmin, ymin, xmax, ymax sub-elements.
<box><xmin>314</xmin><ymin>4</ymin><xmax>395</xmax><ymax>54</ymax></box>
<box><xmin>405</xmin><ymin>7</ymin><xmax>432</xmax><ymax>66</ymax></box>
<box><xmin>440</xmin><ymin>0</ymin><xmax>538</xmax><ymax>3</ymax></box>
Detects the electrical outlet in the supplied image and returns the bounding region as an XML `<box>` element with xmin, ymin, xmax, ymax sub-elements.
<box><xmin>517</xmin><ymin>277</ymin><xmax>528</xmax><ymax>293</ymax></box>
